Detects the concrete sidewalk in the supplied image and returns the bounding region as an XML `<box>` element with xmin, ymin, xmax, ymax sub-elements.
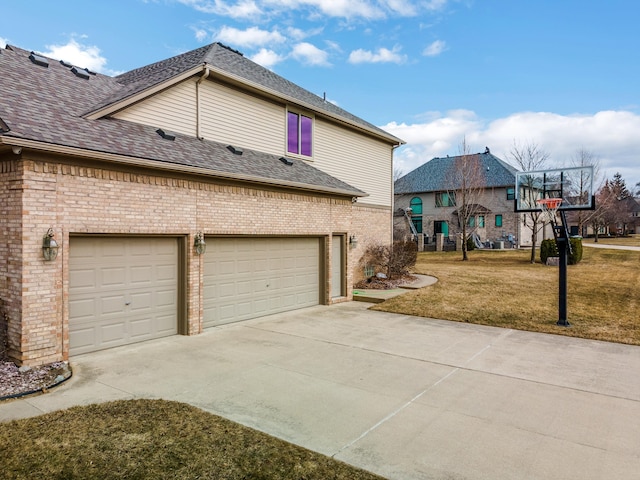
<box><xmin>353</xmin><ymin>274</ymin><xmax>438</xmax><ymax>303</ymax></box>
<box><xmin>2</xmin><ymin>302</ymin><xmax>639</xmax><ymax>479</ymax></box>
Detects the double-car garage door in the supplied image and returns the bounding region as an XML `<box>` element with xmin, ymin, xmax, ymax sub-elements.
<box><xmin>69</xmin><ymin>236</ymin><xmax>321</xmax><ymax>355</ymax></box>
<box><xmin>203</xmin><ymin>237</ymin><xmax>320</xmax><ymax>328</ymax></box>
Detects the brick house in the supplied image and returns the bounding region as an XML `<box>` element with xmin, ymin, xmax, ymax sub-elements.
<box><xmin>394</xmin><ymin>149</ymin><xmax>534</xmax><ymax>248</ymax></box>
<box><xmin>0</xmin><ymin>43</ymin><xmax>403</xmax><ymax>366</ymax></box>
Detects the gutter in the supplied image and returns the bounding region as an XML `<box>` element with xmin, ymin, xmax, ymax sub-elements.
<box><xmin>0</xmin><ymin>137</ymin><xmax>368</xmax><ymax>199</ymax></box>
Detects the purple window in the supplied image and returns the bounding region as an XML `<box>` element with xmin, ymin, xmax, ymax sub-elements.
<box><xmin>300</xmin><ymin>114</ymin><xmax>312</xmax><ymax>156</ymax></box>
<box><xmin>287</xmin><ymin>112</ymin><xmax>299</xmax><ymax>154</ymax></box>
<box><xmin>287</xmin><ymin>111</ymin><xmax>312</xmax><ymax>156</ymax></box>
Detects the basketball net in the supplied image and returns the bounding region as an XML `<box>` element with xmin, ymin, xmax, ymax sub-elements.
<box><xmin>536</xmin><ymin>198</ymin><xmax>562</xmax><ymax>224</ymax></box>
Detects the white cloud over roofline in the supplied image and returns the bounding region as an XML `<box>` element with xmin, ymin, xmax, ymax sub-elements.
<box><xmin>249</xmin><ymin>48</ymin><xmax>286</xmax><ymax>68</ymax></box>
<box><xmin>216</xmin><ymin>25</ymin><xmax>286</xmax><ymax>47</ymax></box>
<box><xmin>40</xmin><ymin>38</ymin><xmax>122</xmax><ymax>76</ymax></box>
<box><xmin>383</xmin><ymin>110</ymin><xmax>640</xmax><ymax>189</ymax></box>
<box><xmin>291</xmin><ymin>42</ymin><xmax>331</xmax><ymax>66</ymax></box>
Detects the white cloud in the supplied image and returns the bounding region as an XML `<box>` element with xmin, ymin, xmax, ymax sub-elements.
<box><xmin>249</xmin><ymin>48</ymin><xmax>286</xmax><ymax>68</ymax></box>
<box><xmin>382</xmin><ymin>110</ymin><xmax>640</xmax><ymax>189</ymax></box>
<box><xmin>422</xmin><ymin>39</ymin><xmax>446</xmax><ymax>57</ymax></box>
<box><xmin>193</xmin><ymin>28</ymin><xmax>210</xmax><ymax>42</ymax></box>
<box><xmin>179</xmin><ymin>0</ymin><xmax>450</xmax><ymax>20</ymax></box>
<box><xmin>0</xmin><ymin>36</ymin><xmax>8</xmax><ymax>48</ymax></box>
<box><xmin>291</xmin><ymin>42</ymin><xmax>331</xmax><ymax>66</ymax></box>
<box><xmin>40</xmin><ymin>39</ymin><xmax>121</xmax><ymax>75</ymax></box>
<box><xmin>216</xmin><ymin>25</ymin><xmax>286</xmax><ymax>48</ymax></box>
<box><xmin>286</xmin><ymin>25</ymin><xmax>323</xmax><ymax>41</ymax></box>
<box><xmin>348</xmin><ymin>45</ymin><xmax>407</xmax><ymax>64</ymax></box>
<box><xmin>178</xmin><ymin>0</ymin><xmax>262</xmax><ymax>19</ymax></box>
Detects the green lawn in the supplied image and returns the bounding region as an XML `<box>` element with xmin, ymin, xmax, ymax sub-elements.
<box><xmin>373</xmin><ymin>246</ymin><xmax>640</xmax><ymax>345</ymax></box>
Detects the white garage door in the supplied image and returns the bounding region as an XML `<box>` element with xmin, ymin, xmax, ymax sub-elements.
<box><xmin>69</xmin><ymin>237</ymin><xmax>179</xmax><ymax>355</ymax></box>
<box><xmin>203</xmin><ymin>237</ymin><xmax>320</xmax><ymax>328</ymax></box>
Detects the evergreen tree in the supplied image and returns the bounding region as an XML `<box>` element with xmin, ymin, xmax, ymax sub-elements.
<box><xmin>610</xmin><ymin>172</ymin><xmax>630</xmax><ymax>200</ymax></box>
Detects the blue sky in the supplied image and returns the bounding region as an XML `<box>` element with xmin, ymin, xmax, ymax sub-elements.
<box><xmin>2</xmin><ymin>0</ymin><xmax>639</xmax><ymax>190</ymax></box>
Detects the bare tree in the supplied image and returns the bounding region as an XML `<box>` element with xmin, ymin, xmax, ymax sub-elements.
<box><xmin>446</xmin><ymin>138</ymin><xmax>487</xmax><ymax>261</ymax></box>
<box><xmin>508</xmin><ymin>141</ymin><xmax>550</xmax><ymax>263</ymax></box>
<box><xmin>566</xmin><ymin>148</ymin><xmax>603</xmax><ymax>236</ymax></box>
<box><xmin>393</xmin><ymin>166</ymin><xmax>405</xmax><ymax>182</ymax></box>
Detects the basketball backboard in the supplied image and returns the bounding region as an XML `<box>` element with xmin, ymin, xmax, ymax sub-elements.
<box><xmin>515</xmin><ymin>166</ymin><xmax>595</xmax><ymax>212</ymax></box>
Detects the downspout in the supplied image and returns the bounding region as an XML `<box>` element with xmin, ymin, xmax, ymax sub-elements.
<box><xmin>391</xmin><ymin>143</ymin><xmax>402</xmax><ymax>244</ymax></box>
<box><xmin>196</xmin><ymin>66</ymin><xmax>211</xmax><ymax>140</ymax></box>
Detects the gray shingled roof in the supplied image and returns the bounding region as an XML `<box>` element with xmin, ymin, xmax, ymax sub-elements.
<box><xmin>394</xmin><ymin>151</ymin><xmax>519</xmax><ymax>194</ymax></box>
<box><xmin>0</xmin><ymin>43</ymin><xmax>380</xmax><ymax>197</ymax></box>
<box><xmin>89</xmin><ymin>42</ymin><xmax>401</xmax><ymax>143</ymax></box>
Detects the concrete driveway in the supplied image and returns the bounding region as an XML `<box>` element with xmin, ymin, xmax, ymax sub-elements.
<box><xmin>2</xmin><ymin>301</ymin><xmax>639</xmax><ymax>479</ymax></box>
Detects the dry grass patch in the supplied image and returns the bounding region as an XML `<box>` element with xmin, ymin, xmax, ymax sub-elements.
<box><xmin>583</xmin><ymin>235</ymin><xmax>640</xmax><ymax>247</ymax></box>
<box><xmin>373</xmin><ymin>248</ymin><xmax>639</xmax><ymax>345</ymax></box>
<box><xmin>0</xmin><ymin>399</ymin><xmax>384</xmax><ymax>480</ymax></box>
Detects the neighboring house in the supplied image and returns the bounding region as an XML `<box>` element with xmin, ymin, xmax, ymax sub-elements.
<box><xmin>0</xmin><ymin>43</ymin><xmax>403</xmax><ymax>366</ymax></box>
<box><xmin>394</xmin><ymin>149</ymin><xmax>532</xmax><ymax>248</ymax></box>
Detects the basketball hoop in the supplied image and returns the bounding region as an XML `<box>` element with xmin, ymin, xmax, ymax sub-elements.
<box><xmin>537</xmin><ymin>198</ymin><xmax>562</xmax><ymax>223</ymax></box>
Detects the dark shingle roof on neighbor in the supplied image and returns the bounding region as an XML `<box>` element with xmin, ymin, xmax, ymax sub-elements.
<box><xmin>394</xmin><ymin>151</ymin><xmax>520</xmax><ymax>194</ymax></box>
<box><xmin>0</xmin><ymin>43</ymin><xmax>403</xmax><ymax>197</ymax></box>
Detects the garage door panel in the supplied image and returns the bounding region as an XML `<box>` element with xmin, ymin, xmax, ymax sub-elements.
<box><xmin>102</xmin><ymin>295</ymin><xmax>127</xmax><ymax>315</ymax></box>
<box><xmin>69</xmin><ymin>298</ymin><xmax>97</xmax><ymax>319</ymax></box>
<box><xmin>203</xmin><ymin>237</ymin><xmax>320</xmax><ymax>328</ymax></box>
<box><xmin>102</xmin><ymin>267</ymin><xmax>126</xmax><ymax>287</ymax></box>
<box><xmin>69</xmin><ymin>237</ymin><xmax>178</xmax><ymax>355</ymax></box>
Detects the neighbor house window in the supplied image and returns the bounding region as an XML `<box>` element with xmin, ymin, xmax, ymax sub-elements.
<box><xmin>507</xmin><ymin>187</ymin><xmax>515</xmax><ymax>200</ymax></box>
<box><xmin>409</xmin><ymin>197</ymin><xmax>423</xmax><ymax>233</ymax></box>
<box><xmin>410</xmin><ymin>197</ymin><xmax>423</xmax><ymax>214</ymax></box>
<box><xmin>495</xmin><ymin>214</ymin><xmax>503</xmax><ymax>227</ymax></box>
<box><xmin>287</xmin><ymin>111</ymin><xmax>313</xmax><ymax>156</ymax></box>
<box><xmin>435</xmin><ymin>191</ymin><xmax>456</xmax><ymax>207</ymax></box>
<box><xmin>468</xmin><ymin>216</ymin><xmax>475</xmax><ymax>227</ymax></box>
<box><xmin>434</xmin><ymin>220</ymin><xmax>449</xmax><ymax>236</ymax></box>
<box><xmin>478</xmin><ymin>215</ymin><xmax>485</xmax><ymax>228</ymax></box>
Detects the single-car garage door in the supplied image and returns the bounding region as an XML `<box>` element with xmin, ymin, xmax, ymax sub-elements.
<box><xmin>69</xmin><ymin>237</ymin><xmax>179</xmax><ymax>355</ymax></box>
<box><xmin>203</xmin><ymin>237</ymin><xmax>320</xmax><ymax>328</ymax></box>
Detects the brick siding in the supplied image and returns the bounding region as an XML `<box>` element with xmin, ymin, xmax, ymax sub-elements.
<box><xmin>0</xmin><ymin>153</ymin><xmax>391</xmax><ymax>365</ymax></box>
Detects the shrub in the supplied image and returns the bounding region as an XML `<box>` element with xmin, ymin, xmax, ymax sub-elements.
<box><xmin>359</xmin><ymin>240</ymin><xmax>417</xmax><ymax>279</ymax></box>
<box><xmin>569</xmin><ymin>237</ymin><xmax>583</xmax><ymax>265</ymax></box>
<box><xmin>539</xmin><ymin>237</ymin><xmax>583</xmax><ymax>265</ymax></box>
<box><xmin>466</xmin><ymin>235</ymin><xmax>476</xmax><ymax>251</ymax></box>
<box><xmin>539</xmin><ymin>239</ymin><xmax>558</xmax><ymax>264</ymax></box>
<box><xmin>389</xmin><ymin>240</ymin><xmax>418</xmax><ymax>277</ymax></box>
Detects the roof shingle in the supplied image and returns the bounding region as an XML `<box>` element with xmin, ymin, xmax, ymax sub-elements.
<box><xmin>0</xmin><ymin>43</ymin><xmax>379</xmax><ymax>197</ymax></box>
<box><xmin>394</xmin><ymin>151</ymin><xmax>519</xmax><ymax>194</ymax></box>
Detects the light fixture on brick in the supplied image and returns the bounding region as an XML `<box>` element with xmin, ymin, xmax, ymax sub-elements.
<box><xmin>349</xmin><ymin>235</ymin><xmax>358</xmax><ymax>249</ymax></box>
<box><xmin>194</xmin><ymin>232</ymin><xmax>206</xmax><ymax>255</ymax></box>
<box><xmin>42</xmin><ymin>228</ymin><xmax>59</xmax><ymax>261</ymax></box>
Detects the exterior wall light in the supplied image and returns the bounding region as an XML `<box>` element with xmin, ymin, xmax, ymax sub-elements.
<box><xmin>42</xmin><ymin>228</ymin><xmax>59</xmax><ymax>261</ymax></box>
<box><xmin>349</xmin><ymin>234</ymin><xmax>358</xmax><ymax>249</ymax></box>
<box><xmin>194</xmin><ymin>232</ymin><xmax>206</xmax><ymax>255</ymax></box>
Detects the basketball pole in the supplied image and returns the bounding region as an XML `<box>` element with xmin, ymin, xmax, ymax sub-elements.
<box><xmin>556</xmin><ymin>211</ymin><xmax>571</xmax><ymax>327</ymax></box>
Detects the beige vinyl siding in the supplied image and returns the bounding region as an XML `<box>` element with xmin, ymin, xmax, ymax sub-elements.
<box><xmin>113</xmin><ymin>79</ymin><xmax>197</xmax><ymax>136</ymax></box>
<box><xmin>199</xmin><ymin>81</ymin><xmax>285</xmax><ymax>155</ymax></box>
<box><xmin>314</xmin><ymin>118</ymin><xmax>392</xmax><ymax>206</ymax></box>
